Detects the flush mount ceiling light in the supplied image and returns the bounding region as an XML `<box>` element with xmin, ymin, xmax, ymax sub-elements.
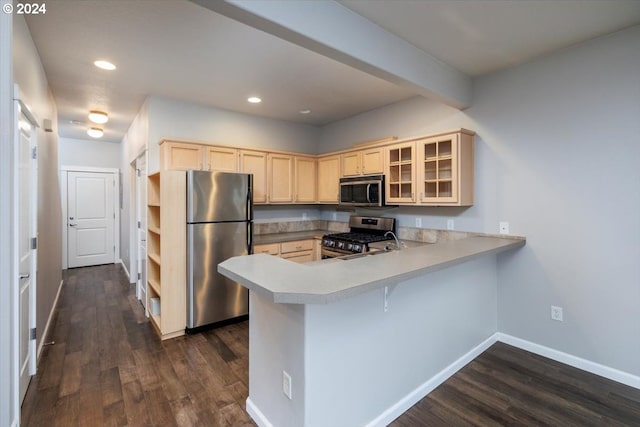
<box><xmin>88</xmin><ymin>110</ymin><xmax>109</xmax><ymax>124</ymax></box>
<box><xmin>299</xmin><ymin>109</ymin><xmax>312</xmax><ymax>115</ymax></box>
<box><xmin>247</xmin><ymin>97</ymin><xmax>262</xmax><ymax>104</ymax></box>
<box><xmin>69</xmin><ymin>119</ymin><xmax>83</xmax><ymax>125</ymax></box>
<box><xmin>94</xmin><ymin>60</ymin><xmax>116</xmax><ymax>71</ymax></box>
<box><xmin>87</xmin><ymin>127</ymin><xmax>104</xmax><ymax>138</ymax></box>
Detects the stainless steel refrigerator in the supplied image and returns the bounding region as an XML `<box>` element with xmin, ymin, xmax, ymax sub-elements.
<box><xmin>186</xmin><ymin>170</ymin><xmax>252</xmax><ymax>330</ymax></box>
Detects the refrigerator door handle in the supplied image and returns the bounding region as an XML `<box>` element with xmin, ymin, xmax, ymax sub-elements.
<box><xmin>247</xmin><ymin>222</ymin><xmax>253</xmax><ymax>254</ymax></box>
<box><xmin>246</xmin><ymin>185</ymin><xmax>253</xmax><ymax>220</ymax></box>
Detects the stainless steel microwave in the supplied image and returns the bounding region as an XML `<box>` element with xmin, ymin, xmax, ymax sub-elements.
<box><xmin>339</xmin><ymin>175</ymin><xmax>385</xmax><ymax>207</ymax></box>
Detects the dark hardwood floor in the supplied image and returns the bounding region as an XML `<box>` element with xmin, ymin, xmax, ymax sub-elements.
<box><xmin>22</xmin><ymin>264</ymin><xmax>640</xmax><ymax>426</ymax></box>
<box><xmin>21</xmin><ymin>264</ymin><xmax>254</xmax><ymax>427</ymax></box>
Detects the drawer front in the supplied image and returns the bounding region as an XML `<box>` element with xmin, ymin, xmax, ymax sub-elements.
<box><xmin>281</xmin><ymin>250</ymin><xmax>313</xmax><ymax>263</ymax></box>
<box><xmin>254</xmin><ymin>243</ymin><xmax>280</xmax><ymax>256</ymax></box>
<box><xmin>280</xmin><ymin>239</ymin><xmax>313</xmax><ymax>254</ymax></box>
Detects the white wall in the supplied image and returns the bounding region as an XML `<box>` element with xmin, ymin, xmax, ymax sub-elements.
<box><xmin>120</xmin><ymin>101</ymin><xmax>149</xmax><ymax>276</ymax></box>
<box><xmin>147</xmin><ymin>96</ymin><xmax>321</xmax><ymax>173</ymax></box>
<box><xmin>317</xmin><ymin>26</ymin><xmax>640</xmax><ymax>377</ymax></box>
<box><xmin>13</xmin><ymin>15</ymin><xmax>63</xmax><ymax>363</ymax></box>
<box><xmin>59</xmin><ymin>136</ymin><xmax>120</xmax><ymax>169</ymax></box>
<box><xmin>0</xmin><ymin>3</ymin><xmax>15</xmax><ymax>424</ymax></box>
<box><xmin>249</xmin><ymin>256</ymin><xmax>497</xmax><ymax>427</ymax></box>
<box><xmin>475</xmin><ymin>26</ymin><xmax>640</xmax><ymax>376</ymax></box>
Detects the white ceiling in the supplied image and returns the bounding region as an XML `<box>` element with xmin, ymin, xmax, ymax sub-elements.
<box><xmin>25</xmin><ymin>0</ymin><xmax>640</xmax><ymax>143</ymax></box>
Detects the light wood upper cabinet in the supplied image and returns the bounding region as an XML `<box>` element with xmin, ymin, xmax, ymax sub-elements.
<box><xmin>361</xmin><ymin>147</ymin><xmax>384</xmax><ymax>174</ymax></box>
<box><xmin>294</xmin><ymin>156</ymin><xmax>317</xmax><ymax>203</ymax></box>
<box><xmin>385</xmin><ymin>142</ymin><xmax>416</xmax><ymax>204</ymax></box>
<box><xmin>341</xmin><ymin>147</ymin><xmax>383</xmax><ymax>177</ymax></box>
<box><xmin>240</xmin><ymin>150</ymin><xmax>268</xmax><ymax>204</ymax></box>
<box><xmin>341</xmin><ymin>151</ymin><xmax>361</xmax><ymax>177</ymax></box>
<box><xmin>160</xmin><ymin>141</ymin><xmax>203</xmax><ymax>170</ymax></box>
<box><xmin>416</xmin><ymin>131</ymin><xmax>474</xmax><ymax>206</ymax></box>
<box><xmin>268</xmin><ymin>153</ymin><xmax>294</xmax><ymax>203</ymax></box>
<box><xmin>205</xmin><ymin>146</ymin><xmax>238</xmax><ymax>172</ymax></box>
<box><xmin>317</xmin><ymin>155</ymin><xmax>341</xmax><ymax>203</ymax></box>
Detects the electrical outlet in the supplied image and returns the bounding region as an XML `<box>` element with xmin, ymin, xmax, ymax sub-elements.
<box><xmin>499</xmin><ymin>221</ymin><xmax>510</xmax><ymax>235</ymax></box>
<box><xmin>447</xmin><ymin>219</ymin><xmax>455</xmax><ymax>230</ymax></box>
<box><xmin>415</xmin><ymin>217</ymin><xmax>422</xmax><ymax>227</ymax></box>
<box><xmin>332</xmin><ymin>212</ymin><xmax>337</xmax><ymax>220</ymax></box>
<box><xmin>282</xmin><ymin>371</ymin><xmax>292</xmax><ymax>399</ymax></box>
<box><xmin>302</xmin><ymin>212</ymin><xmax>308</xmax><ymax>220</ymax></box>
<box><xmin>551</xmin><ymin>306</ymin><xmax>563</xmax><ymax>322</ymax></box>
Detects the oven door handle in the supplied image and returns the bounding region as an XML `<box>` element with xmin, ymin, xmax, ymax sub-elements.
<box><xmin>366</xmin><ymin>184</ymin><xmax>371</xmax><ymax>203</ymax></box>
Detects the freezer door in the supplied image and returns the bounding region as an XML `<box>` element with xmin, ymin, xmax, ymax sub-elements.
<box><xmin>187</xmin><ymin>222</ymin><xmax>250</xmax><ymax>328</ymax></box>
<box><xmin>187</xmin><ymin>170</ymin><xmax>252</xmax><ymax>223</ymax></box>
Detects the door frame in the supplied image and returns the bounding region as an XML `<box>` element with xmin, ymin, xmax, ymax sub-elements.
<box><xmin>15</xmin><ymin>86</ymin><xmax>39</xmax><ymax>404</ymax></box>
<box><xmin>133</xmin><ymin>150</ymin><xmax>148</xmax><ymax>310</ymax></box>
<box><xmin>60</xmin><ymin>166</ymin><xmax>120</xmax><ymax>269</ymax></box>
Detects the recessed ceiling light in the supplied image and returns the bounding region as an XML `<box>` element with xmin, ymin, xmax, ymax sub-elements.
<box><xmin>94</xmin><ymin>60</ymin><xmax>116</xmax><ymax>71</ymax></box>
<box><xmin>87</xmin><ymin>127</ymin><xmax>104</xmax><ymax>138</ymax></box>
<box><xmin>88</xmin><ymin>110</ymin><xmax>109</xmax><ymax>124</ymax></box>
<box><xmin>247</xmin><ymin>97</ymin><xmax>262</xmax><ymax>104</ymax></box>
<box><xmin>299</xmin><ymin>109</ymin><xmax>312</xmax><ymax>115</ymax></box>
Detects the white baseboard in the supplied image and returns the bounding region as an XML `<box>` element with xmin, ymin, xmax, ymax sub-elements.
<box><xmin>366</xmin><ymin>334</ymin><xmax>499</xmax><ymax>427</ymax></box>
<box><xmin>496</xmin><ymin>333</ymin><xmax>640</xmax><ymax>390</ymax></box>
<box><xmin>246</xmin><ymin>397</ymin><xmax>273</xmax><ymax>427</ymax></box>
<box><xmin>37</xmin><ymin>279</ymin><xmax>63</xmax><ymax>362</ymax></box>
<box><xmin>119</xmin><ymin>259</ymin><xmax>131</xmax><ymax>282</ymax></box>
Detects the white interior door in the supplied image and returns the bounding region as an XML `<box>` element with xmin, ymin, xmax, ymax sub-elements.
<box><xmin>16</xmin><ymin>99</ymin><xmax>37</xmax><ymax>404</ymax></box>
<box><xmin>135</xmin><ymin>154</ymin><xmax>147</xmax><ymax>308</ymax></box>
<box><xmin>67</xmin><ymin>171</ymin><xmax>115</xmax><ymax>268</ymax></box>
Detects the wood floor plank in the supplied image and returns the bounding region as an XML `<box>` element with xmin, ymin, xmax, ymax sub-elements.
<box><xmin>22</xmin><ymin>264</ymin><xmax>640</xmax><ymax>427</ymax></box>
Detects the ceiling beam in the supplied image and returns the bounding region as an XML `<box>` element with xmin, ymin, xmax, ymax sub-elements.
<box><xmin>190</xmin><ymin>0</ymin><xmax>472</xmax><ymax>109</ymax></box>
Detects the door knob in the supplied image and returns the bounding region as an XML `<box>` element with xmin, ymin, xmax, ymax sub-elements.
<box><xmin>69</xmin><ymin>223</ymin><xmax>77</xmax><ymax>227</ymax></box>
<box><xmin>19</xmin><ymin>274</ymin><xmax>30</xmax><ymax>280</ymax></box>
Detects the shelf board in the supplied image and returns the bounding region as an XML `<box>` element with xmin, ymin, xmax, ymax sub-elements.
<box><xmin>148</xmin><ymin>226</ymin><xmax>161</xmax><ymax>235</ymax></box>
<box><xmin>148</xmin><ymin>202</ymin><xmax>160</xmax><ymax>207</ymax></box>
<box><xmin>149</xmin><ymin>313</ymin><xmax>161</xmax><ymax>332</ymax></box>
<box><xmin>148</xmin><ymin>278</ymin><xmax>161</xmax><ymax>294</ymax></box>
<box><xmin>148</xmin><ymin>252</ymin><xmax>161</xmax><ymax>266</ymax></box>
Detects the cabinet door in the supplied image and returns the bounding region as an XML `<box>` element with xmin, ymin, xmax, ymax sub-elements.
<box><xmin>240</xmin><ymin>150</ymin><xmax>268</xmax><ymax>204</ymax></box>
<box><xmin>254</xmin><ymin>243</ymin><xmax>280</xmax><ymax>256</ymax></box>
<box><xmin>294</xmin><ymin>156</ymin><xmax>317</xmax><ymax>203</ymax></box>
<box><xmin>341</xmin><ymin>152</ymin><xmax>361</xmax><ymax>177</ymax></box>
<box><xmin>317</xmin><ymin>155</ymin><xmax>341</xmax><ymax>203</ymax></box>
<box><xmin>268</xmin><ymin>153</ymin><xmax>294</xmax><ymax>203</ymax></box>
<box><xmin>361</xmin><ymin>147</ymin><xmax>383</xmax><ymax>174</ymax></box>
<box><xmin>385</xmin><ymin>142</ymin><xmax>416</xmax><ymax>203</ymax></box>
<box><xmin>161</xmin><ymin>142</ymin><xmax>203</xmax><ymax>171</ymax></box>
<box><xmin>418</xmin><ymin>135</ymin><xmax>458</xmax><ymax>204</ymax></box>
<box><xmin>205</xmin><ymin>146</ymin><xmax>238</xmax><ymax>172</ymax></box>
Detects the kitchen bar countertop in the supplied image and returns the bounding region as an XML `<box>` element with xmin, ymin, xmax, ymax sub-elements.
<box><xmin>219</xmin><ymin>235</ymin><xmax>525</xmax><ymax>304</ymax></box>
<box><xmin>253</xmin><ymin>229</ymin><xmax>325</xmax><ymax>245</ymax></box>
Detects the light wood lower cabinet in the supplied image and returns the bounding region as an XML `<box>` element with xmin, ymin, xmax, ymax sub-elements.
<box><xmin>254</xmin><ymin>239</ymin><xmax>316</xmax><ymax>263</ymax></box>
<box><xmin>147</xmin><ymin>171</ymin><xmax>186</xmax><ymax>340</ymax></box>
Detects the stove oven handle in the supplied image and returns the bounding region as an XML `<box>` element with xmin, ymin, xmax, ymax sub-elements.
<box><xmin>366</xmin><ymin>184</ymin><xmax>371</xmax><ymax>203</ymax></box>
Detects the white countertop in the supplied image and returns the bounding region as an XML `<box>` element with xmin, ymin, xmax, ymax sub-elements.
<box><xmin>219</xmin><ymin>235</ymin><xmax>525</xmax><ymax>304</ymax></box>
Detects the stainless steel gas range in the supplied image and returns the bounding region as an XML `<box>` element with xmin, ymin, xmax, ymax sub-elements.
<box><xmin>321</xmin><ymin>215</ymin><xmax>396</xmax><ymax>258</ymax></box>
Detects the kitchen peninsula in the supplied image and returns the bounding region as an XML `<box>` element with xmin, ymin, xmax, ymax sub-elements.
<box><xmin>219</xmin><ymin>235</ymin><xmax>525</xmax><ymax>427</ymax></box>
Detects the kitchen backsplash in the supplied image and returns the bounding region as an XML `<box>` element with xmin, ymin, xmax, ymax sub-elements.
<box><xmin>253</xmin><ymin>220</ymin><xmax>348</xmax><ymax>235</ymax></box>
